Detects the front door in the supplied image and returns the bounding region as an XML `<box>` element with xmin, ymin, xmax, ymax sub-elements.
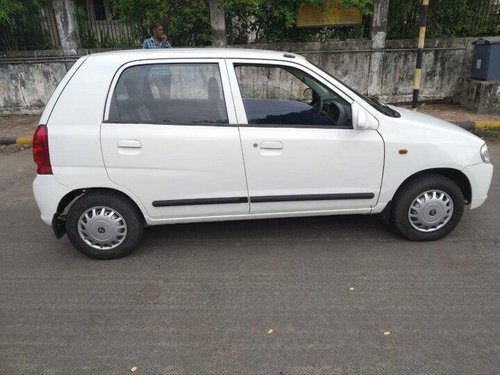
<box><xmin>101</xmin><ymin>60</ymin><xmax>249</xmax><ymax>221</ymax></box>
<box><xmin>227</xmin><ymin>60</ymin><xmax>384</xmax><ymax>215</ymax></box>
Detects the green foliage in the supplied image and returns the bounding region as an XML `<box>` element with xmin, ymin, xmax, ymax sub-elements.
<box><xmin>110</xmin><ymin>0</ymin><xmax>372</xmax><ymax>46</ymax></box>
<box><xmin>388</xmin><ymin>0</ymin><xmax>500</xmax><ymax>39</ymax></box>
<box><xmin>224</xmin><ymin>0</ymin><xmax>371</xmax><ymax>43</ymax></box>
<box><xmin>474</xmin><ymin>128</ymin><xmax>500</xmax><ymax>138</ymax></box>
<box><xmin>0</xmin><ymin>0</ymin><xmax>23</xmax><ymax>24</ymax></box>
<box><xmin>0</xmin><ymin>0</ymin><xmax>56</xmax><ymax>50</ymax></box>
<box><xmin>167</xmin><ymin>0</ymin><xmax>212</xmax><ymax>46</ymax></box>
<box><xmin>76</xmin><ymin>5</ymin><xmax>99</xmax><ymax>48</ymax></box>
<box><xmin>111</xmin><ymin>0</ymin><xmax>212</xmax><ymax>46</ymax></box>
<box><xmin>0</xmin><ymin>0</ymin><xmax>53</xmax><ymax>23</ymax></box>
<box><xmin>74</xmin><ymin>4</ymin><xmax>138</xmax><ymax>49</ymax></box>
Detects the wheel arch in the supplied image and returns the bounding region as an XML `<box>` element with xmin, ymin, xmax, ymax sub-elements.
<box><xmin>398</xmin><ymin>168</ymin><xmax>471</xmax><ymax>204</ymax></box>
<box><xmin>53</xmin><ymin>187</ymin><xmax>148</xmax><ymax>238</ymax></box>
<box><xmin>381</xmin><ymin>168</ymin><xmax>472</xmax><ymax>222</ymax></box>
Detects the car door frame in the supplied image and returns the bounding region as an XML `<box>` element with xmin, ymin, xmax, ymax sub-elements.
<box><xmin>225</xmin><ymin>58</ymin><xmax>385</xmax><ymax>215</ymax></box>
<box><xmin>100</xmin><ymin>57</ymin><xmax>252</xmax><ymax>224</ymax></box>
<box><xmin>104</xmin><ymin>57</ymin><xmax>240</xmax><ymax>124</ymax></box>
<box><xmin>225</xmin><ymin>58</ymin><xmax>357</xmax><ymax>124</ymax></box>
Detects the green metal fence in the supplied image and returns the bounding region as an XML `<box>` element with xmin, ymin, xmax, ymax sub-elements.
<box><xmin>0</xmin><ymin>7</ymin><xmax>60</xmax><ymax>51</ymax></box>
<box><xmin>75</xmin><ymin>0</ymin><xmax>138</xmax><ymax>49</ymax></box>
<box><xmin>388</xmin><ymin>0</ymin><xmax>500</xmax><ymax>39</ymax></box>
<box><xmin>2</xmin><ymin>0</ymin><xmax>499</xmax><ymax>52</ymax></box>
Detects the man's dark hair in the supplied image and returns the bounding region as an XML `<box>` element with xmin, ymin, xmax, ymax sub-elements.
<box><xmin>150</xmin><ymin>22</ymin><xmax>163</xmax><ymax>35</ymax></box>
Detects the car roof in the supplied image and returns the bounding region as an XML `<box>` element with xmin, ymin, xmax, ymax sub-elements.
<box><xmin>87</xmin><ymin>47</ymin><xmax>305</xmax><ymax>62</ymax></box>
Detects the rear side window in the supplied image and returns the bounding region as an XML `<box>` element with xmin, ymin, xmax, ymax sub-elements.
<box><xmin>108</xmin><ymin>63</ymin><xmax>228</xmax><ymax>124</ymax></box>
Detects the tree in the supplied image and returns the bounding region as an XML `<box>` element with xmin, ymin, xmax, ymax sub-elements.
<box><xmin>0</xmin><ymin>0</ymin><xmax>53</xmax><ymax>23</ymax></box>
<box><xmin>0</xmin><ymin>0</ymin><xmax>55</xmax><ymax>50</ymax></box>
<box><xmin>0</xmin><ymin>0</ymin><xmax>23</xmax><ymax>23</ymax></box>
<box><xmin>209</xmin><ymin>0</ymin><xmax>227</xmax><ymax>46</ymax></box>
<box><xmin>110</xmin><ymin>0</ymin><xmax>373</xmax><ymax>46</ymax></box>
<box><xmin>388</xmin><ymin>0</ymin><xmax>499</xmax><ymax>39</ymax></box>
<box><xmin>111</xmin><ymin>0</ymin><xmax>212</xmax><ymax>46</ymax></box>
<box><xmin>223</xmin><ymin>0</ymin><xmax>373</xmax><ymax>44</ymax></box>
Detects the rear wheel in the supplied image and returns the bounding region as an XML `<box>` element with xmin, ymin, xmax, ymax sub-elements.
<box><xmin>391</xmin><ymin>175</ymin><xmax>464</xmax><ymax>241</ymax></box>
<box><xmin>66</xmin><ymin>192</ymin><xmax>143</xmax><ymax>259</ymax></box>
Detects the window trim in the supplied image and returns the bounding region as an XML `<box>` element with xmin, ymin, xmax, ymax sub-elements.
<box><xmin>238</xmin><ymin>122</ymin><xmax>353</xmax><ymax>130</ymax></box>
<box><xmin>103</xmin><ymin>58</ymin><xmax>237</xmax><ymax>125</ymax></box>
<box><xmin>226</xmin><ymin>58</ymin><xmax>355</xmax><ymax>129</ymax></box>
<box><xmin>101</xmin><ymin>120</ymin><xmax>239</xmax><ymax>128</ymax></box>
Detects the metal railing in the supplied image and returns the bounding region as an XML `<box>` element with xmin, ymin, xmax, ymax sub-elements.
<box><xmin>76</xmin><ymin>0</ymin><xmax>137</xmax><ymax>49</ymax></box>
<box><xmin>388</xmin><ymin>0</ymin><xmax>500</xmax><ymax>39</ymax></box>
<box><xmin>0</xmin><ymin>7</ymin><xmax>60</xmax><ymax>51</ymax></box>
<box><xmin>2</xmin><ymin>1</ymin><xmax>498</xmax><ymax>52</ymax></box>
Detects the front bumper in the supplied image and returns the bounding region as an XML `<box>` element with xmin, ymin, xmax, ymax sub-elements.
<box><xmin>462</xmin><ymin>162</ymin><xmax>494</xmax><ymax>209</ymax></box>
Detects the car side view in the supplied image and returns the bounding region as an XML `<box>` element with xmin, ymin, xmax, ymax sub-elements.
<box><xmin>32</xmin><ymin>48</ymin><xmax>493</xmax><ymax>259</ymax></box>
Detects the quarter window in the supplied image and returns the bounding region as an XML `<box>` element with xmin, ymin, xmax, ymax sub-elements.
<box><xmin>109</xmin><ymin>63</ymin><xmax>228</xmax><ymax>124</ymax></box>
<box><xmin>235</xmin><ymin>64</ymin><xmax>352</xmax><ymax>128</ymax></box>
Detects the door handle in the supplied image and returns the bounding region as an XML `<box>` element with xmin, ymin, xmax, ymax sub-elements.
<box><xmin>260</xmin><ymin>141</ymin><xmax>283</xmax><ymax>150</ymax></box>
<box><xmin>118</xmin><ymin>139</ymin><xmax>142</xmax><ymax>149</ymax></box>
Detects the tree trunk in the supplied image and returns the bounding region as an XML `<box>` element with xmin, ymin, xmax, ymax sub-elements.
<box><xmin>209</xmin><ymin>0</ymin><xmax>227</xmax><ymax>47</ymax></box>
<box><xmin>53</xmin><ymin>0</ymin><xmax>80</xmax><ymax>52</ymax></box>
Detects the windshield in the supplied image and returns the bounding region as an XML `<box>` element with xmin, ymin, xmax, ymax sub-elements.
<box><xmin>310</xmin><ymin>62</ymin><xmax>401</xmax><ymax>118</ymax></box>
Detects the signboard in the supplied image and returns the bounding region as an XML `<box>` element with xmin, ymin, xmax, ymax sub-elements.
<box><xmin>296</xmin><ymin>1</ymin><xmax>362</xmax><ymax>27</ymax></box>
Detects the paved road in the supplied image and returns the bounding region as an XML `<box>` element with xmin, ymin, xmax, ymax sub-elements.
<box><xmin>1</xmin><ymin>141</ymin><xmax>499</xmax><ymax>375</ymax></box>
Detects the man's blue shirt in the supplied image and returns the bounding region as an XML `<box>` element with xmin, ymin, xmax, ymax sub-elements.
<box><xmin>142</xmin><ymin>37</ymin><xmax>172</xmax><ymax>49</ymax></box>
<box><xmin>143</xmin><ymin>37</ymin><xmax>172</xmax><ymax>76</ymax></box>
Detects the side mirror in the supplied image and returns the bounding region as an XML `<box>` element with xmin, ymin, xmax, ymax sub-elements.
<box><xmin>352</xmin><ymin>102</ymin><xmax>379</xmax><ymax>130</ymax></box>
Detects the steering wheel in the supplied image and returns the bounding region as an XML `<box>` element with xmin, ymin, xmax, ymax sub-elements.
<box><xmin>312</xmin><ymin>97</ymin><xmax>347</xmax><ymax>126</ymax></box>
<box><xmin>310</xmin><ymin>90</ymin><xmax>321</xmax><ymax>108</ymax></box>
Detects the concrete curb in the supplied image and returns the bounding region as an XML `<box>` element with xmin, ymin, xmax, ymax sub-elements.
<box><xmin>0</xmin><ymin>135</ymin><xmax>33</xmax><ymax>146</ymax></box>
<box><xmin>474</xmin><ymin>121</ymin><xmax>500</xmax><ymax>129</ymax></box>
<box><xmin>453</xmin><ymin>120</ymin><xmax>500</xmax><ymax>131</ymax></box>
<box><xmin>0</xmin><ymin>121</ymin><xmax>499</xmax><ymax>147</ymax></box>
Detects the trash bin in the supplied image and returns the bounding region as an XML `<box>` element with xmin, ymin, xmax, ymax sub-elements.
<box><xmin>471</xmin><ymin>37</ymin><xmax>500</xmax><ymax>81</ymax></box>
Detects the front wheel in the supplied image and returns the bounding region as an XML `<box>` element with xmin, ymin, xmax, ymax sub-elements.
<box><xmin>66</xmin><ymin>192</ymin><xmax>143</xmax><ymax>259</ymax></box>
<box><xmin>391</xmin><ymin>175</ymin><xmax>465</xmax><ymax>241</ymax></box>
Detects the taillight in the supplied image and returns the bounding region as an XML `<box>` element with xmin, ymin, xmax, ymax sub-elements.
<box><xmin>33</xmin><ymin>125</ymin><xmax>52</xmax><ymax>175</ymax></box>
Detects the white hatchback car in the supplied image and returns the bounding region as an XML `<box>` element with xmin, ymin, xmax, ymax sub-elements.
<box><xmin>32</xmin><ymin>48</ymin><xmax>493</xmax><ymax>259</ymax></box>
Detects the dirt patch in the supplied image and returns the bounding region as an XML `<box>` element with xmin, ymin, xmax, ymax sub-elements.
<box><xmin>400</xmin><ymin>103</ymin><xmax>499</xmax><ymax>122</ymax></box>
<box><xmin>0</xmin><ymin>115</ymin><xmax>39</xmax><ymax>138</ymax></box>
<box><xmin>0</xmin><ymin>144</ymin><xmax>31</xmax><ymax>154</ymax></box>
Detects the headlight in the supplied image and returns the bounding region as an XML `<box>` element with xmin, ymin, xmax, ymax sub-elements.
<box><xmin>480</xmin><ymin>144</ymin><xmax>490</xmax><ymax>163</ymax></box>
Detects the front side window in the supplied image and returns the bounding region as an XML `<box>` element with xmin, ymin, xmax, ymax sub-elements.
<box><xmin>109</xmin><ymin>63</ymin><xmax>228</xmax><ymax>125</ymax></box>
<box><xmin>234</xmin><ymin>64</ymin><xmax>352</xmax><ymax>128</ymax></box>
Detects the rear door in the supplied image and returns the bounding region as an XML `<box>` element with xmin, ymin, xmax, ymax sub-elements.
<box><xmin>101</xmin><ymin>59</ymin><xmax>249</xmax><ymax>221</ymax></box>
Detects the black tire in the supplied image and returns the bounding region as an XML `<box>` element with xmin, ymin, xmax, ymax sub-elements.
<box><xmin>391</xmin><ymin>174</ymin><xmax>464</xmax><ymax>241</ymax></box>
<box><xmin>66</xmin><ymin>191</ymin><xmax>143</xmax><ymax>259</ymax></box>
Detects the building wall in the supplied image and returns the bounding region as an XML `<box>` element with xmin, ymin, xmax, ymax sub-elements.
<box><xmin>0</xmin><ymin>38</ymin><xmax>480</xmax><ymax>114</ymax></box>
<box><xmin>242</xmin><ymin>38</ymin><xmax>476</xmax><ymax>103</ymax></box>
<box><xmin>0</xmin><ymin>51</ymin><xmax>79</xmax><ymax>114</ymax></box>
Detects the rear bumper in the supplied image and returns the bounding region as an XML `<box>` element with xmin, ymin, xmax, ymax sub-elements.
<box><xmin>462</xmin><ymin>162</ymin><xmax>494</xmax><ymax>209</ymax></box>
<box><xmin>33</xmin><ymin>175</ymin><xmax>72</xmax><ymax>226</ymax></box>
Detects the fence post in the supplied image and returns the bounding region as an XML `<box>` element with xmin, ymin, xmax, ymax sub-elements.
<box><xmin>367</xmin><ymin>0</ymin><xmax>390</xmax><ymax>97</ymax></box>
<box><xmin>53</xmin><ymin>0</ymin><xmax>80</xmax><ymax>52</ymax></box>
<box><xmin>412</xmin><ymin>0</ymin><xmax>429</xmax><ymax>109</ymax></box>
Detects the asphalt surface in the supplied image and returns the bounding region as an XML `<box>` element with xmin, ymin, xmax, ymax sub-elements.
<box><xmin>1</xmin><ymin>141</ymin><xmax>499</xmax><ymax>374</ymax></box>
